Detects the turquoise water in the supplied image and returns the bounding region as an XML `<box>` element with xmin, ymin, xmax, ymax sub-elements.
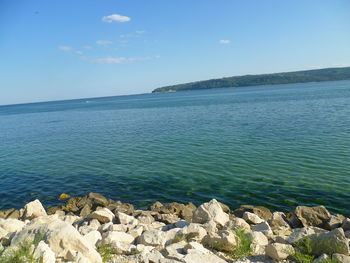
<box><xmin>1</xmin><ymin>81</ymin><xmax>350</xmax><ymax>214</ymax></box>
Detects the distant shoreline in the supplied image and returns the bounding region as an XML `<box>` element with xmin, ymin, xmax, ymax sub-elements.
<box><xmin>152</xmin><ymin>66</ymin><xmax>350</xmax><ymax>93</ymax></box>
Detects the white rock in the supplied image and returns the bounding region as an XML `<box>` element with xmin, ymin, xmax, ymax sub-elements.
<box><xmin>184</xmin><ymin>241</ymin><xmax>210</xmax><ymax>254</ymax></box>
<box><xmin>138</xmin><ymin>229</ymin><xmax>166</xmax><ymax>247</ymax></box>
<box><xmin>102</xmin><ymin>231</ymin><xmax>134</xmax><ymax>245</ymax></box>
<box><xmin>0</xmin><ymin>218</ymin><xmax>25</xmax><ymax>233</ymax></box>
<box><xmin>179</xmin><ymin>223</ymin><xmax>207</xmax><ymax>242</ymax></box>
<box><xmin>116</xmin><ymin>211</ymin><xmax>138</xmax><ymax>225</ymax></box>
<box><xmin>84</xmin><ymin>230</ymin><xmax>102</xmax><ymax>247</ymax></box>
<box><xmin>287</xmin><ymin>227</ymin><xmax>326</xmax><ymax>244</ymax></box>
<box><xmin>202</xmin><ymin>220</ymin><xmax>217</xmax><ymax>236</ymax></box>
<box><xmin>248</xmin><ymin>231</ymin><xmax>269</xmax><ymax>255</ymax></box>
<box><xmin>309</xmin><ymin>228</ymin><xmax>350</xmax><ymax>256</ymax></box>
<box><xmin>230</xmin><ymin>217</ymin><xmax>251</xmax><ymax>232</ymax></box>
<box><xmin>60</xmin><ymin>215</ymin><xmax>81</xmax><ymax>225</ymax></box>
<box><xmin>128</xmin><ymin>225</ymin><xmax>144</xmax><ymax>238</ymax></box>
<box><xmin>88</xmin><ymin>219</ymin><xmax>101</xmax><ymax>230</ymax></box>
<box><xmin>11</xmin><ymin>219</ymin><xmax>102</xmax><ymax>263</ymax></box>
<box><xmin>33</xmin><ymin>241</ymin><xmax>56</xmax><ymax>263</ymax></box>
<box><xmin>29</xmin><ymin>214</ymin><xmax>59</xmax><ymax>225</ymax></box>
<box><xmin>163</xmin><ymin>240</ymin><xmax>186</xmax><ymax>260</ymax></box>
<box><xmin>248</xmin><ymin>231</ymin><xmax>268</xmax><ymax>246</ymax></box>
<box><xmin>243</xmin><ymin>212</ymin><xmax>264</xmax><ymax>225</ymax></box>
<box><xmin>183</xmin><ymin>249</ymin><xmax>227</xmax><ymax>263</ymax></box>
<box><xmin>313</xmin><ymin>254</ymin><xmax>329</xmax><ymax>263</ymax></box>
<box><xmin>87</xmin><ymin>208</ymin><xmax>114</xmax><ymax>224</ymax></box>
<box><xmin>0</xmin><ymin>227</ymin><xmax>8</xmax><ymax>239</ymax></box>
<box><xmin>79</xmin><ymin>225</ymin><xmax>96</xmax><ymax>235</ymax></box>
<box><xmin>192</xmin><ymin>199</ymin><xmax>229</xmax><ymax>226</ymax></box>
<box><xmin>23</xmin><ymin>199</ymin><xmax>47</xmax><ymax>219</ymax></box>
<box><xmin>252</xmin><ymin>221</ymin><xmax>273</xmax><ymax>237</ymax></box>
<box><xmin>332</xmin><ymin>253</ymin><xmax>350</xmax><ymax>263</ymax></box>
<box><xmin>265</xmin><ymin>243</ymin><xmax>294</xmax><ymax>260</ymax></box>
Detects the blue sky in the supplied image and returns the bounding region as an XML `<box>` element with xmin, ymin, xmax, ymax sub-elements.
<box><xmin>1</xmin><ymin>0</ymin><xmax>350</xmax><ymax>105</ymax></box>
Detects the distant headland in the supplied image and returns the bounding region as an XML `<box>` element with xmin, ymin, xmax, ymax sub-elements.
<box><xmin>152</xmin><ymin>66</ymin><xmax>350</xmax><ymax>93</ymax></box>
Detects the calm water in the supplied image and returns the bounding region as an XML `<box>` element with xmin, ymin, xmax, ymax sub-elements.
<box><xmin>1</xmin><ymin>81</ymin><xmax>350</xmax><ymax>214</ymax></box>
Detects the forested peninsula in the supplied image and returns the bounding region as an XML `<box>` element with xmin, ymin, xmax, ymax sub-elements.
<box><xmin>152</xmin><ymin>66</ymin><xmax>350</xmax><ymax>93</ymax></box>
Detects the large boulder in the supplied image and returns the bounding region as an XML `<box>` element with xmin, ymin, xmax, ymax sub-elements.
<box><xmin>233</xmin><ymin>205</ymin><xmax>272</xmax><ymax>220</ymax></box>
<box><xmin>265</xmin><ymin>243</ymin><xmax>294</xmax><ymax>260</ymax></box>
<box><xmin>11</xmin><ymin>219</ymin><xmax>102</xmax><ymax>263</ymax></box>
<box><xmin>309</xmin><ymin>228</ymin><xmax>350</xmax><ymax>256</ymax></box>
<box><xmin>192</xmin><ymin>199</ymin><xmax>229</xmax><ymax>226</ymax></box>
<box><xmin>183</xmin><ymin>248</ymin><xmax>227</xmax><ymax>263</ymax></box>
<box><xmin>137</xmin><ymin>229</ymin><xmax>167</xmax><ymax>247</ymax></box>
<box><xmin>342</xmin><ymin>218</ymin><xmax>350</xmax><ymax>232</ymax></box>
<box><xmin>295</xmin><ymin>206</ymin><xmax>331</xmax><ymax>227</ymax></box>
<box><xmin>243</xmin><ymin>212</ymin><xmax>264</xmax><ymax>225</ymax></box>
<box><xmin>0</xmin><ymin>218</ymin><xmax>25</xmax><ymax>233</ymax></box>
<box><xmin>22</xmin><ymin>199</ymin><xmax>47</xmax><ymax>220</ymax></box>
<box><xmin>149</xmin><ymin>201</ymin><xmax>196</xmax><ymax>221</ymax></box>
<box><xmin>87</xmin><ymin>208</ymin><xmax>114</xmax><ymax>223</ymax></box>
<box><xmin>33</xmin><ymin>241</ymin><xmax>56</xmax><ymax>263</ymax></box>
<box><xmin>268</xmin><ymin>212</ymin><xmax>291</xmax><ymax>235</ymax></box>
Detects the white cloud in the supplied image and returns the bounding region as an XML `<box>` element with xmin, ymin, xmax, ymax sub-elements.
<box><xmin>219</xmin><ymin>40</ymin><xmax>230</xmax><ymax>44</ymax></box>
<box><xmin>96</xmin><ymin>40</ymin><xmax>113</xmax><ymax>45</ymax></box>
<box><xmin>82</xmin><ymin>45</ymin><xmax>92</xmax><ymax>49</ymax></box>
<box><xmin>93</xmin><ymin>57</ymin><xmax>126</xmax><ymax>64</ymax></box>
<box><xmin>136</xmin><ymin>30</ymin><xmax>145</xmax><ymax>34</ymax></box>
<box><xmin>58</xmin><ymin>46</ymin><xmax>72</xmax><ymax>51</ymax></box>
<box><xmin>102</xmin><ymin>14</ymin><xmax>131</xmax><ymax>23</ymax></box>
<box><xmin>89</xmin><ymin>56</ymin><xmax>157</xmax><ymax>64</ymax></box>
<box><xmin>75</xmin><ymin>51</ymin><xmax>83</xmax><ymax>55</ymax></box>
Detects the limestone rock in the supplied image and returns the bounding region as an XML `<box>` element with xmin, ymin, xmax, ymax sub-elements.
<box><xmin>138</xmin><ymin>229</ymin><xmax>166</xmax><ymax>247</ymax></box>
<box><xmin>313</xmin><ymin>254</ymin><xmax>329</xmax><ymax>263</ymax></box>
<box><xmin>178</xmin><ymin>223</ymin><xmax>207</xmax><ymax>242</ymax></box>
<box><xmin>325</xmin><ymin>214</ymin><xmax>346</xmax><ymax>230</ymax></box>
<box><xmin>243</xmin><ymin>212</ymin><xmax>264</xmax><ymax>225</ymax></box>
<box><xmin>23</xmin><ymin>199</ymin><xmax>47</xmax><ymax>220</ymax></box>
<box><xmin>87</xmin><ymin>208</ymin><xmax>114</xmax><ymax>223</ymax></box>
<box><xmin>11</xmin><ymin>219</ymin><xmax>102</xmax><ymax>263</ymax></box>
<box><xmin>149</xmin><ymin>202</ymin><xmax>196</xmax><ymax>221</ymax></box>
<box><xmin>268</xmin><ymin>212</ymin><xmax>291</xmax><ymax>235</ymax></box>
<box><xmin>0</xmin><ymin>218</ymin><xmax>25</xmax><ymax>233</ymax></box>
<box><xmin>155</xmin><ymin>213</ymin><xmax>181</xmax><ymax>224</ymax></box>
<box><xmin>163</xmin><ymin>240</ymin><xmax>186</xmax><ymax>260</ymax></box>
<box><xmin>183</xmin><ymin>248</ymin><xmax>227</xmax><ymax>263</ymax></box>
<box><xmin>33</xmin><ymin>241</ymin><xmax>56</xmax><ymax>263</ymax></box>
<box><xmin>229</xmin><ymin>217</ymin><xmax>251</xmax><ymax>232</ymax></box>
<box><xmin>332</xmin><ymin>253</ymin><xmax>350</xmax><ymax>263</ymax></box>
<box><xmin>233</xmin><ymin>205</ymin><xmax>272</xmax><ymax>220</ymax></box>
<box><xmin>116</xmin><ymin>211</ymin><xmax>138</xmax><ymax>225</ymax></box>
<box><xmin>295</xmin><ymin>206</ymin><xmax>331</xmax><ymax>227</ymax></box>
<box><xmin>309</xmin><ymin>228</ymin><xmax>350</xmax><ymax>256</ymax></box>
<box><xmin>251</xmin><ymin>221</ymin><xmax>273</xmax><ymax>237</ymax></box>
<box><xmin>84</xmin><ymin>230</ymin><xmax>102</xmax><ymax>247</ymax></box>
<box><xmin>192</xmin><ymin>199</ymin><xmax>229</xmax><ymax>226</ymax></box>
<box><xmin>265</xmin><ymin>243</ymin><xmax>294</xmax><ymax>260</ymax></box>
<box><xmin>287</xmin><ymin>227</ymin><xmax>327</xmax><ymax>244</ymax></box>
<box><xmin>342</xmin><ymin>218</ymin><xmax>350</xmax><ymax>232</ymax></box>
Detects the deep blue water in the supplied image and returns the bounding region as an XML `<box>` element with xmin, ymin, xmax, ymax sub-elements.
<box><xmin>1</xmin><ymin>80</ymin><xmax>350</xmax><ymax>214</ymax></box>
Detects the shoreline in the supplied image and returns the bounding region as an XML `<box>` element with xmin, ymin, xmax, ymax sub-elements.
<box><xmin>0</xmin><ymin>192</ymin><xmax>350</xmax><ymax>263</ymax></box>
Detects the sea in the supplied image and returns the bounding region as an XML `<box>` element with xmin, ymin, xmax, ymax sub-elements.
<box><xmin>1</xmin><ymin>80</ymin><xmax>349</xmax><ymax>214</ymax></box>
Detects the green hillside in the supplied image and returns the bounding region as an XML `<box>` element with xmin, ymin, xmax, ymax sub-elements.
<box><xmin>152</xmin><ymin>67</ymin><xmax>350</xmax><ymax>93</ymax></box>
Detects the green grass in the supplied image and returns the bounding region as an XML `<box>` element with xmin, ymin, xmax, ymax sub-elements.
<box><xmin>230</xmin><ymin>228</ymin><xmax>253</xmax><ymax>259</ymax></box>
<box><xmin>173</xmin><ymin>232</ymin><xmax>199</xmax><ymax>243</ymax></box>
<box><xmin>0</xmin><ymin>241</ymin><xmax>42</xmax><ymax>263</ymax></box>
<box><xmin>206</xmin><ymin>228</ymin><xmax>253</xmax><ymax>259</ymax></box>
<box><xmin>291</xmin><ymin>237</ymin><xmax>341</xmax><ymax>263</ymax></box>
<box><xmin>97</xmin><ymin>243</ymin><xmax>116</xmax><ymax>263</ymax></box>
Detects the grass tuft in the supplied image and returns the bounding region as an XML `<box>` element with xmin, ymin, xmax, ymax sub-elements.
<box><xmin>97</xmin><ymin>243</ymin><xmax>116</xmax><ymax>263</ymax></box>
<box><xmin>0</xmin><ymin>240</ymin><xmax>42</xmax><ymax>263</ymax></box>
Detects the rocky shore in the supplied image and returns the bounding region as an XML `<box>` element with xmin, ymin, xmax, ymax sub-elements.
<box><xmin>0</xmin><ymin>193</ymin><xmax>349</xmax><ymax>263</ymax></box>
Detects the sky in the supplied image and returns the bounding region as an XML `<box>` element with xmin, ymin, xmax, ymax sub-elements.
<box><xmin>1</xmin><ymin>0</ymin><xmax>350</xmax><ymax>105</ymax></box>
